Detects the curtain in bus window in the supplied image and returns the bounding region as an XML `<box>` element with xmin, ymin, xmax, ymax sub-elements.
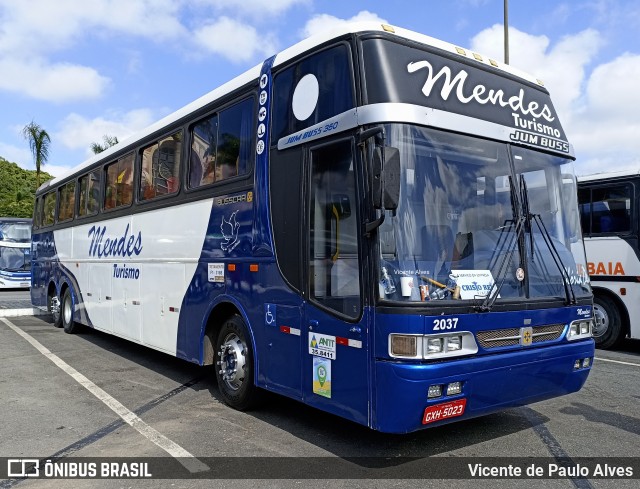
<box><xmin>141</xmin><ymin>132</ymin><xmax>182</xmax><ymax>200</ymax></box>
<box><xmin>105</xmin><ymin>154</ymin><xmax>134</xmax><ymax>209</ymax></box>
<box><xmin>189</xmin><ymin>115</ymin><xmax>218</xmax><ymax>188</ymax></box>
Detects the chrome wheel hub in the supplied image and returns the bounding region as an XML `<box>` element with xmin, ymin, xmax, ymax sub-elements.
<box><xmin>217</xmin><ymin>333</ymin><xmax>247</xmax><ymax>391</ymax></box>
<box><xmin>50</xmin><ymin>296</ymin><xmax>60</xmax><ymax>317</ymax></box>
<box><xmin>592</xmin><ymin>304</ymin><xmax>609</xmax><ymax>338</ymax></box>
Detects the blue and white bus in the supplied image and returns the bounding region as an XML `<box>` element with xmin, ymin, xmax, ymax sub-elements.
<box><xmin>0</xmin><ymin>217</ymin><xmax>32</xmax><ymax>289</ymax></box>
<box><xmin>31</xmin><ymin>23</ymin><xmax>594</xmax><ymax>433</ymax></box>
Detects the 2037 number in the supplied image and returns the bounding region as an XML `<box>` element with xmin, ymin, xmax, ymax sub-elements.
<box><xmin>433</xmin><ymin>318</ymin><xmax>459</xmax><ymax>330</ymax></box>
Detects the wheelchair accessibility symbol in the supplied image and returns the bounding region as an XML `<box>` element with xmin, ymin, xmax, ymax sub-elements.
<box><xmin>265</xmin><ymin>304</ymin><xmax>276</xmax><ymax>326</ymax></box>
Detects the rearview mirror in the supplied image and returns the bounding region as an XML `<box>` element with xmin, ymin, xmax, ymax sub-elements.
<box><xmin>373</xmin><ymin>146</ymin><xmax>400</xmax><ymax>211</ymax></box>
<box><xmin>383</xmin><ymin>147</ymin><xmax>400</xmax><ymax>211</ymax></box>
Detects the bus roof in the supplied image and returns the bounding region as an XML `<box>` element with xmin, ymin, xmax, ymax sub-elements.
<box><xmin>42</xmin><ymin>21</ymin><xmax>546</xmax><ymax>191</ymax></box>
<box><xmin>0</xmin><ymin>217</ymin><xmax>32</xmax><ymax>223</ymax></box>
<box><xmin>578</xmin><ymin>168</ymin><xmax>640</xmax><ymax>183</ymax></box>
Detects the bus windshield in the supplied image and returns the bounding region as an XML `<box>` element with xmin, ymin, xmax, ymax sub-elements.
<box><xmin>378</xmin><ymin>124</ymin><xmax>590</xmax><ymax>303</ymax></box>
<box><xmin>0</xmin><ymin>221</ymin><xmax>32</xmax><ymax>243</ymax></box>
<box><xmin>0</xmin><ymin>244</ymin><xmax>31</xmax><ymax>272</ymax></box>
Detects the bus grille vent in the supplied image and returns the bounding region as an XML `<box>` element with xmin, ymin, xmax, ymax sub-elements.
<box><xmin>476</xmin><ymin>324</ymin><xmax>565</xmax><ymax>349</ymax></box>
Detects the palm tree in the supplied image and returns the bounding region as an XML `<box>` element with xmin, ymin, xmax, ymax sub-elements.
<box><xmin>91</xmin><ymin>135</ymin><xmax>119</xmax><ymax>154</ymax></box>
<box><xmin>22</xmin><ymin>121</ymin><xmax>51</xmax><ymax>187</ymax></box>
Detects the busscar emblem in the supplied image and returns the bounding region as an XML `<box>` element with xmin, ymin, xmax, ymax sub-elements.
<box><xmin>520</xmin><ymin>326</ymin><xmax>533</xmax><ymax>346</ymax></box>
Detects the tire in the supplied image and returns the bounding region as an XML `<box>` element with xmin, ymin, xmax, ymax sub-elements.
<box><xmin>61</xmin><ymin>288</ymin><xmax>79</xmax><ymax>334</ymax></box>
<box><xmin>592</xmin><ymin>294</ymin><xmax>624</xmax><ymax>349</ymax></box>
<box><xmin>214</xmin><ymin>315</ymin><xmax>261</xmax><ymax>411</ymax></box>
<box><xmin>49</xmin><ymin>291</ymin><xmax>62</xmax><ymax>328</ymax></box>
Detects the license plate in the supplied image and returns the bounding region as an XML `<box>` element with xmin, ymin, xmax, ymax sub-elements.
<box><xmin>422</xmin><ymin>398</ymin><xmax>466</xmax><ymax>425</ymax></box>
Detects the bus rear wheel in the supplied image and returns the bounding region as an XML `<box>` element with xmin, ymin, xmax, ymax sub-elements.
<box><xmin>214</xmin><ymin>315</ymin><xmax>260</xmax><ymax>411</ymax></box>
<box><xmin>592</xmin><ymin>294</ymin><xmax>623</xmax><ymax>349</ymax></box>
<box><xmin>61</xmin><ymin>288</ymin><xmax>79</xmax><ymax>334</ymax></box>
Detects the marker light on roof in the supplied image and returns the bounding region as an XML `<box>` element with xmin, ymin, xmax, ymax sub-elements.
<box><xmin>455</xmin><ymin>47</ymin><xmax>466</xmax><ymax>56</ymax></box>
<box><xmin>382</xmin><ymin>24</ymin><xmax>395</xmax><ymax>33</ymax></box>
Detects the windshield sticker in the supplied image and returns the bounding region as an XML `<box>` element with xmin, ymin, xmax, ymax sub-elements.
<box><xmin>449</xmin><ymin>270</ymin><xmax>497</xmax><ymax>300</ymax></box>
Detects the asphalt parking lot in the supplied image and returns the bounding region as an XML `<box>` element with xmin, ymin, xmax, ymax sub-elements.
<box><xmin>1</xmin><ymin>305</ymin><xmax>639</xmax><ymax>488</ymax></box>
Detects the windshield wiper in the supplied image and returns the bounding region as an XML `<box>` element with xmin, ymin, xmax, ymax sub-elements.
<box><xmin>476</xmin><ymin>175</ymin><xmax>525</xmax><ymax>312</ymax></box>
<box><xmin>475</xmin><ymin>215</ymin><xmax>524</xmax><ymax>312</ymax></box>
<box><xmin>519</xmin><ymin>176</ymin><xmax>535</xmax><ymax>261</ymax></box>
<box><xmin>530</xmin><ymin>214</ymin><xmax>576</xmax><ymax>305</ymax></box>
<box><xmin>518</xmin><ymin>175</ymin><xmax>576</xmax><ymax>305</ymax></box>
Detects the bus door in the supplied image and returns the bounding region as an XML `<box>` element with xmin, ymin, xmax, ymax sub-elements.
<box><xmin>303</xmin><ymin>139</ymin><xmax>370</xmax><ymax>426</ymax></box>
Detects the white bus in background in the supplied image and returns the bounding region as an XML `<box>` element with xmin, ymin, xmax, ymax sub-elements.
<box><xmin>0</xmin><ymin>217</ymin><xmax>32</xmax><ymax>289</ymax></box>
<box><xmin>578</xmin><ymin>170</ymin><xmax>640</xmax><ymax>348</ymax></box>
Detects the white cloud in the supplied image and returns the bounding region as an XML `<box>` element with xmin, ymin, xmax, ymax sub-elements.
<box><xmin>0</xmin><ymin>0</ymin><xmax>186</xmax><ymax>57</ymax></box>
<box><xmin>193</xmin><ymin>0</ymin><xmax>309</xmax><ymax>17</ymax></box>
<box><xmin>302</xmin><ymin>11</ymin><xmax>388</xmax><ymax>39</ymax></box>
<box><xmin>193</xmin><ymin>17</ymin><xmax>277</xmax><ymax>62</ymax></box>
<box><xmin>470</xmin><ymin>25</ymin><xmax>602</xmax><ymax>120</ymax></box>
<box><xmin>56</xmin><ymin>109</ymin><xmax>158</xmax><ymax>157</ymax></box>
<box><xmin>0</xmin><ymin>142</ymin><xmax>31</xmax><ymax>167</ymax></box>
<box><xmin>467</xmin><ymin>25</ymin><xmax>640</xmax><ymax>174</ymax></box>
<box><xmin>0</xmin><ymin>57</ymin><xmax>110</xmax><ymax>103</ymax></box>
<box><xmin>570</xmin><ymin>53</ymin><xmax>640</xmax><ymax>164</ymax></box>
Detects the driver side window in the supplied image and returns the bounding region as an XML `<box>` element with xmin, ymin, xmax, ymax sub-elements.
<box><xmin>309</xmin><ymin>140</ymin><xmax>361</xmax><ymax>319</ymax></box>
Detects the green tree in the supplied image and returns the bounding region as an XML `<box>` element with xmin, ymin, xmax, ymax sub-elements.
<box><xmin>22</xmin><ymin>120</ymin><xmax>51</xmax><ymax>187</ymax></box>
<box><xmin>91</xmin><ymin>135</ymin><xmax>119</xmax><ymax>154</ymax></box>
<box><xmin>0</xmin><ymin>156</ymin><xmax>53</xmax><ymax>218</ymax></box>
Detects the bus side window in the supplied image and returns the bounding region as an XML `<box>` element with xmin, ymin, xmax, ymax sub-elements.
<box><xmin>104</xmin><ymin>153</ymin><xmax>134</xmax><ymax>209</ymax></box>
<box><xmin>79</xmin><ymin>171</ymin><xmax>100</xmax><ymax>216</ymax></box>
<box><xmin>58</xmin><ymin>181</ymin><xmax>76</xmax><ymax>222</ymax></box>
<box><xmin>43</xmin><ymin>191</ymin><xmax>56</xmax><ymax>226</ymax></box>
<box><xmin>140</xmin><ymin>131</ymin><xmax>182</xmax><ymax>201</ymax></box>
<box><xmin>189</xmin><ymin>115</ymin><xmax>218</xmax><ymax>188</ymax></box>
<box><xmin>216</xmin><ymin>98</ymin><xmax>253</xmax><ymax>182</ymax></box>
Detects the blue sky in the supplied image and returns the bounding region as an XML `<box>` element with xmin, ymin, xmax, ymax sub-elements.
<box><xmin>1</xmin><ymin>0</ymin><xmax>639</xmax><ymax>177</ymax></box>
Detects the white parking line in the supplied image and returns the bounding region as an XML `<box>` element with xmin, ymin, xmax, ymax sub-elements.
<box><xmin>1</xmin><ymin>317</ymin><xmax>209</xmax><ymax>474</ymax></box>
<box><xmin>595</xmin><ymin>356</ymin><xmax>640</xmax><ymax>368</ymax></box>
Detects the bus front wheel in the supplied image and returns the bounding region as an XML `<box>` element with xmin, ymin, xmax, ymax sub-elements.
<box><xmin>214</xmin><ymin>315</ymin><xmax>260</xmax><ymax>411</ymax></box>
<box><xmin>61</xmin><ymin>288</ymin><xmax>78</xmax><ymax>334</ymax></box>
<box><xmin>592</xmin><ymin>294</ymin><xmax>623</xmax><ymax>349</ymax></box>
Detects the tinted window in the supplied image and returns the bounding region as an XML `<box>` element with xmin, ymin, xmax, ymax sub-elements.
<box><xmin>78</xmin><ymin>171</ymin><xmax>100</xmax><ymax>217</ymax></box>
<box><xmin>588</xmin><ymin>185</ymin><xmax>632</xmax><ymax>234</ymax></box>
<box><xmin>43</xmin><ymin>192</ymin><xmax>56</xmax><ymax>226</ymax></box>
<box><xmin>272</xmin><ymin>44</ymin><xmax>354</xmax><ymax>143</ymax></box>
<box><xmin>58</xmin><ymin>181</ymin><xmax>76</xmax><ymax>222</ymax></box>
<box><xmin>141</xmin><ymin>131</ymin><xmax>182</xmax><ymax>201</ymax></box>
<box><xmin>104</xmin><ymin>153</ymin><xmax>134</xmax><ymax>210</ymax></box>
<box><xmin>189</xmin><ymin>98</ymin><xmax>253</xmax><ymax>188</ymax></box>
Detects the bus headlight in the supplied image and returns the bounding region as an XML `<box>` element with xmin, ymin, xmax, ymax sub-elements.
<box><xmin>389</xmin><ymin>332</ymin><xmax>478</xmax><ymax>360</ymax></box>
<box><xmin>567</xmin><ymin>320</ymin><xmax>593</xmax><ymax>341</ymax></box>
<box><xmin>389</xmin><ymin>334</ymin><xmax>422</xmax><ymax>358</ymax></box>
<box><xmin>426</xmin><ymin>338</ymin><xmax>443</xmax><ymax>354</ymax></box>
